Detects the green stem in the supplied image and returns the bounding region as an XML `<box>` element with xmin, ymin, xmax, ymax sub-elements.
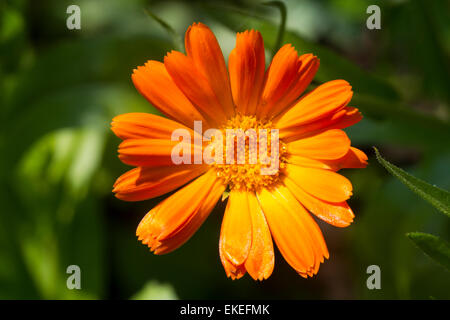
<box><xmin>144</xmin><ymin>8</ymin><xmax>183</xmax><ymax>52</ymax></box>
<box><xmin>264</xmin><ymin>1</ymin><xmax>287</xmax><ymax>56</ymax></box>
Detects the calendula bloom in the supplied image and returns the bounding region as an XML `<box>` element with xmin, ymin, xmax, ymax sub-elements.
<box><xmin>111</xmin><ymin>22</ymin><xmax>368</xmax><ymax>280</ymax></box>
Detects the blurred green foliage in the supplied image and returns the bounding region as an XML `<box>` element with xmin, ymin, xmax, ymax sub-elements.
<box><xmin>0</xmin><ymin>0</ymin><xmax>449</xmax><ymax>299</ymax></box>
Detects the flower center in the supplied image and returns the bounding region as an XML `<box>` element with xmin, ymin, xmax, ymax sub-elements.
<box><xmin>211</xmin><ymin>114</ymin><xmax>287</xmax><ymax>191</ymax></box>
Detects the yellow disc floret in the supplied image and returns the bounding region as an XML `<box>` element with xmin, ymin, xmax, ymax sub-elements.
<box><xmin>212</xmin><ymin>114</ymin><xmax>287</xmax><ymax>191</ymax></box>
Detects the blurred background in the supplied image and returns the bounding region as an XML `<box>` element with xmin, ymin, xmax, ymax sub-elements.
<box><xmin>0</xmin><ymin>0</ymin><xmax>449</xmax><ymax>299</ymax></box>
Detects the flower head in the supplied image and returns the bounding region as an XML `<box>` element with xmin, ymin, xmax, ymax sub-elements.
<box><xmin>111</xmin><ymin>22</ymin><xmax>368</xmax><ymax>280</ymax></box>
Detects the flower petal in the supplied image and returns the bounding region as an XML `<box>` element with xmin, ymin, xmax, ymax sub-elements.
<box><xmin>275</xmin><ymin>80</ymin><xmax>353</xmax><ymax>129</ymax></box>
<box><xmin>113</xmin><ymin>164</ymin><xmax>208</xmax><ymax>201</ymax></box>
<box><xmin>258</xmin><ymin>45</ymin><xmax>319</xmax><ymax>119</ymax></box>
<box><xmin>334</xmin><ymin>147</ymin><xmax>368</xmax><ymax>170</ymax></box>
<box><xmin>280</xmin><ymin>107</ymin><xmax>362</xmax><ymax>141</ymax></box>
<box><xmin>111</xmin><ymin>113</ymin><xmax>194</xmax><ymax>140</ymax></box>
<box><xmin>221</xmin><ymin>258</ymin><xmax>247</xmax><ymax>280</ymax></box>
<box><xmin>326</xmin><ymin>107</ymin><xmax>362</xmax><ymax>130</ymax></box>
<box><xmin>228</xmin><ymin>30</ymin><xmax>265</xmax><ymax>115</ymax></box>
<box><xmin>153</xmin><ymin>176</ymin><xmax>226</xmax><ymax>254</ymax></box>
<box><xmin>258</xmin><ymin>45</ymin><xmax>300</xmax><ymax>118</ymax></box>
<box><xmin>286</xmin><ymin>146</ymin><xmax>368</xmax><ymax>171</ymax></box>
<box><xmin>257</xmin><ymin>185</ymin><xmax>328</xmax><ymax>276</ymax></box>
<box><xmin>131</xmin><ymin>61</ymin><xmax>208</xmax><ymax>128</ymax></box>
<box><xmin>219</xmin><ymin>190</ymin><xmax>252</xmax><ymax>277</ymax></box>
<box><xmin>185</xmin><ymin>22</ymin><xmax>235</xmax><ymax>118</ymax></box>
<box><xmin>164</xmin><ymin>50</ymin><xmax>228</xmax><ymax>127</ymax></box>
<box><xmin>118</xmin><ymin>138</ymin><xmax>202</xmax><ymax>167</ymax></box>
<box><xmin>244</xmin><ymin>192</ymin><xmax>275</xmax><ymax>280</ymax></box>
<box><xmin>284</xmin><ymin>176</ymin><xmax>354</xmax><ymax>227</ymax></box>
<box><xmin>136</xmin><ymin>170</ymin><xmax>219</xmax><ymax>252</ymax></box>
<box><xmin>284</xmin><ymin>164</ymin><xmax>353</xmax><ymax>202</ymax></box>
<box><xmin>286</xmin><ymin>154</ymin><xmax>335</xmax><ymax>170</ymax></box>
<box><xmin>287</xmin><ymin>129</ymin><xmax>351</xmax><ymax>160</ymax></box>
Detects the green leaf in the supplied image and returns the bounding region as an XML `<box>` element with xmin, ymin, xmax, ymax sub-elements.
<box><xmin>407</xmin><ymin>232</ymin><xmax>450</xmax><ymax>270</ymax></box>
<box><xmin>374</xmin><ymin>147</ymin><xmax>450</xmax><ymax>217</ymax></box>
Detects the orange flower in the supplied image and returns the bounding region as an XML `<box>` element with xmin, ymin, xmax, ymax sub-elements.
<box><xmin>111</xmin><ymin>22</ymin><xmax>368</xmax><ymax>280</ymax></box>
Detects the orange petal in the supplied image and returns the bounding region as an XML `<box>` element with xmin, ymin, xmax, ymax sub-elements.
<box><xmin>280</xmin><ymin>107</ymin><xmax>362</xmax><ymax>141</ymax></box>
<box><xmin>118</xmin><ymin>139</ymin><xmax>202</xmax><ymax>167</ymax></box>
<box><xmin>275</xmin><ymin>80</ymin><xmax>353</xmax><ymax>129</ymax></box>
<box><xmin>286</xmin><ymin>154</ymin><xmax>335</xmax><ymax>170</ymax></box>
<box><xmin>286</xmin><ymin>146</ymin><xmax>368</xmax><ymax>171</ymax></box>
<box><xmin>111</xmin><ymin>113</ymin><xmax>194</xmax><ymax>140</ymax></box>
<box><xmin>131</xmin><ymin>61</ymin><xmax>208</xmax><ymax>128</ymax></box>
<box><xmin>287</xmin><ymin>129</ymin><xmax>350</xmax><ymax>160</ymax></box>
<box><xmin>113</xmin><ymin>164</ymin><xmax>208</xmax><ymax>201</ymax></box>
<box><xmin>219</xmin><ymin>190</ymin><xmax>252</xmax><ymax>279</ymax></box>
<box><xmin>334</xmin><ymin>147</ymin><xmax>368</xmax><ymax>170</ymax></box>
<box><xmin>267</xmin><ymin>53</ymin><xmax>320</xmax><ymax>119</ymax></box>
<box><xmin>136</xmin><ymin>170</ymin><xmax>219</xmax><ymax>252</ymax></box>
<box><xmin>153</xmin><ymin>177</ymin><xmax>226</xmax><ymax>254</ymax></box>
<box><xmin>258</xmin><ymin>45</ymin><xmax>319</xmax><ymax>118</ymax></box>
<box><xmin>185</xmin><ymin>22</ymin><xmax>235</xmax><ymax>118</ymax></box>
<box><xmin>228</xmin><ymin>30</ymin><xmax>265</xmax><ymax>115</ymax></box>
<box><xmin>221</xmin><ymin>258</ymin><xmax>247</xmax><ymax>280</ymax></box>
<box><xmin>258</xmin><ymin>44</ymin><xmax>301</xmax><ymax>118</ymax></box>
<box><xmin>284</xmin><ymin>164</ymin><xmax>353</xmax><ymax>202</ymax></box>
<box><xmin>284</xmin><ymin>176</ymin><xmax>354</xmax><ymax>227</ymax></box>
<box><xmin>257</xmin><ymin>185</ymin><xmax>328</xmax><ymax>276</ymax></box>
<box><xmin>244</xmin><ymin>192</ymin><xmax>275</xmax><ymax>281</ymax></box>
<box><xmin>164</xmin><ymin>50</ymin><xmax>228</xmax><ymax>127</ymax></box>
<box><xmin>326</xmin><ymin>107</ymin><xmax>362</xmax><ymax>130</ymax></box>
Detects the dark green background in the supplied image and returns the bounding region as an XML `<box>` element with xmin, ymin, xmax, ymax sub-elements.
<box><xmin>0</xmin><ymin>0</ymin><xmax>449</xmax><ymax>299</ymax></box>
